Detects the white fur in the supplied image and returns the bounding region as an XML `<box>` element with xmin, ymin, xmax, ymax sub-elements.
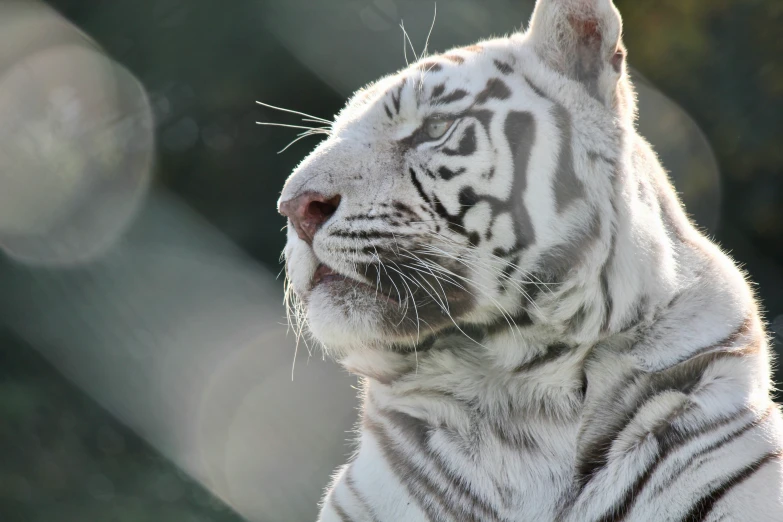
<box><xmin>278</xmin><ymin>0</ymin><xmax>783</xmax><ymax>520</ymax></box>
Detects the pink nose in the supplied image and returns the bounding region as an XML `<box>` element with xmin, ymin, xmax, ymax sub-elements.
<box><xmin>279</xmin><ymin>191</ymin><xmax>341</xmax><ymax>245</ymax></box>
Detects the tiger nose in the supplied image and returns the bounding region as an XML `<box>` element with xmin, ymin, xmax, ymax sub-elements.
<box><xmin>278</xmin><ymin>191</ymin><xmax>341</xmax><ymax>245</ymax></box>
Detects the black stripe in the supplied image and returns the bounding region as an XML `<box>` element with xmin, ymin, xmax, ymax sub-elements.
<box><xmin>442</xmin><ymin>124</ymin><xmax>476</xmax><ymax>156</ymax></box>
<box><xmin>438</xmin><ymin>89</ymin><xmax>468</xmax><ymax>104</ymax></box>
<box><xmin>409</xmin><ymin>168</ymin><xmax>431</xmax><ymax>205</ymax></box>
<box><xmin>416</xmin><ymin>61</ymin><xmax>443</xmax><ymax>72</ymax></box>
<box><xmin>431</xmin><ymin>83</ymin><xmax>446</xmax><ymax>99</ymax></box>
<box><xmin>576</xmin><ymin>353</ymin><xmax>725</xmax><ymax>490</ymax></box>
<box><xmin>493</xmin><ymin>59</ymin><xmax>514</xmax><ymax>75</ymax></box>
<box><xmin>332</xmin><ymin>230</ymin><xmax>397</xmax><ymax>240</ymax></box>
<box><xmin>453</xmin><ymin>188</ymin><xmax>516</xmax><ymax>239</ymax></box>
<box><xmin>514</xmin><ymin>343</ymin><xmax>572</xmax><ymax>373</ymax></box>
<box><xmin>657</xmin><ymin>406</ymin><xmax>774</xmax><ymax>497</ymax></box>
<box><xmin>458</xmin><ymin>187</ymin><xmax>480</xmax><ymax>208</ymax></box>
<box><xmin>331</xmin><ymin>496</ymin><xmax>354</xmax><ymax>522</ymax></box>
<box><xmin>391</xmin><ymin>82</ymin><xmax>404</xmax><ymax>114</ymax></box>
<box><xmin>486</xmin><ymin>309</ymin><xmax>534</xmax><ymax>336</ymax></box>
<box><xmin>467</xmin><ymin>108</ymin><xmax>493</xmax><ymax>130</ymax></box>
<box><xmin>345</xmin><ymin>468</ymin><xmax>380</xmax><ymax>522</ymax></box>
<box><xmin>504</xmin><ymin>111</ymin><xmax>537</xmax><ymax>250</ymax></box>
<box><xmin>659</xmin><ymin>317</ymin><xmax>753</xmax><ymax>370</ymax></box>
<box><xmin>492</xmin><ymin>243</ymin><xmax>523</xmax><ymax>259</ymax></box>
<box><xmin>475</xmin><ymin>78</ymin><xmax>511</xmax><ymax>104</ymax></box>
<box><xmin>345</xmin><ymin>213</ymin><xmax>395</xmax><ymax>222</ymax></box>
<box><xmin>377</xmin><ymin>409</ymin><xmax>504</xmax><ymax>522</ymax></box>
<box><xmin>392</xmin><ymin>201</ymin><xmax>418</xmax><ymax>218</ymax></box>
<box><xmin>680</xmin><ymin>451</ymin><xmax>782</xmax><ymax>522</ymax></box>
<box><xmin>489</xmin><ymin>417</ymin><xmax>539</xmax><ymax>450</ymax></box>
<box><xmin>432</xmin><ymin>196</ymin><xmax>469</xmax><ymax>237</ymax></box>
<box><xmin>392</xmin><ymin>334</ymin><xmax>438</xmax><ymax>354</ymax></box>
<box><xmin>593</xmin><ymin>408</ymin><xmax>758</xmax><ymax>522</ymax></box>
<box><xmin>437</xmin><ymin>166</ymin><xmax>465</xmax><ymax>180</ymax></box>
<box><xmin>524</xmin><ymin>77</ymin><xmax>549</xmax><ymax>100</ymax></box>
<box><xmin>384</xmin><ymin>104</ymin><xmax>393</xmax><ymax>119</ymax></box>
<box><xmin>535</xmin><ymin>211</ymin><xmax>601</xmax><ymax>283</ymax></box>
<box><xmin>550</xmin><ymin>104</ymin><xmax>584</xmax><ymax>213</ymax></box>
<box><xmin>364</xmin><ymin>416</ymin><xmax>455</xmax><ymax>521</ymax></box>
<box><xmin>497</xmin><ymin>255</ymin><xmax>520</xmax><ymax>292</ymax></box>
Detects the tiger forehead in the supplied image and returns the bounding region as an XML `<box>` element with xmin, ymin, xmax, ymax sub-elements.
<box><xmin>336</xmin><ymin>41</ymin><xmax>521</xmax><ymax>135</ymax></box>
<box><xmin>384</xmin><ymin>52</ymin><xmax>516</xmax><ymax>112</ymax></box>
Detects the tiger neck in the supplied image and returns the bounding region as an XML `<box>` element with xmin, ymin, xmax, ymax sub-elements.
<box><xmin>344</xmin><ymin>325</ymin><xmax>598</xmax><ymax>415</ymax></box>
<box><xmin>342</xmin><ymin>137</ymin><xmax>757</xmax><ymax>423</ymax></box>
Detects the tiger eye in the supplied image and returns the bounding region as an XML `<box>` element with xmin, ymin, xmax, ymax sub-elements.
<box><xmin>424</xmin><ymin>118</ymin><xmax>454</xmax><ymax>140</ymax></box>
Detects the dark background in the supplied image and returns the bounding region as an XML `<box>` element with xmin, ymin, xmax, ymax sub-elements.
<box><xmin>0</xmin><ymin>1</ymin><xmax>781</xmax><ymax>521</ymax></box>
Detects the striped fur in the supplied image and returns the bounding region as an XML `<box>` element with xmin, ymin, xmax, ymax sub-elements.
<box><xmin>278</xmin><ymin>0</ymin><xmax>783</xmax><ymax>520</ymax></box>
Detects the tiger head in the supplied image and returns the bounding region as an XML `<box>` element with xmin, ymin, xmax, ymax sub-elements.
<box><xmin>278</xmin><ymin>0</ymin><xmax>673</xmax><ymax>362</ymax></box>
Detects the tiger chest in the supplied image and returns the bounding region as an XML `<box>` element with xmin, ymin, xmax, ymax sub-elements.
<box><xmin>338</xmin><ymin>408</ymin><xmax>580</xmax><ymax>521</ymax></box>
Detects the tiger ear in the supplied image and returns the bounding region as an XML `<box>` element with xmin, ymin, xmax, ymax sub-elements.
<box><xmin>526</xmin><ymin>0</ymin><xmax>625</xmax><ymax>101</ymax></box>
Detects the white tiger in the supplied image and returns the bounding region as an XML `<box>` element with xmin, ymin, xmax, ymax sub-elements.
<box><xmin>277</xmin><ymin>0</ymin><xmax>783</xmax><ymax>520</ymax></box>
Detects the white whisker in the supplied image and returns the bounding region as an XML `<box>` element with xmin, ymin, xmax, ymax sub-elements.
<box><xmin>256</xmin><ymin>121</ymin><xmax>331</xmax><ymax>132</ymax></box>
<box><xmin>400</xmin><ymin>20</ymin><xmax>419</xmax><ymax>64</ymax></box>
<box><xmin>405</xmin><ymin>250</ymin><xmax>524</xmax><ymax>342</ymax></box>
<box><xmin>422</xmin><ymin>3</ymin><xmax>437</xmax><ymax>59</ymax></box>
<box><xmin>255</xmin><ymin>100</ymin><xmax>331</xmax><ymax>124</ymax></box>
<box><xmin>277</xmin><ymin>131</ymin><xmax>328</xmax><ymax>154</ymax></box>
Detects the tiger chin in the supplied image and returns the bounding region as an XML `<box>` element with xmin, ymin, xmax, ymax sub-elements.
<box><xmin>278</xmin><ymin>0</ymin><xmax>783</xmax><ymax>520</ymax></box>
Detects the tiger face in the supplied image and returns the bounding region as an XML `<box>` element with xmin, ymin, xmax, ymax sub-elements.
<box><xmin>279</xmin><ymin>0</ymin><xmax>633</xmax><ymax>356</ymax></box>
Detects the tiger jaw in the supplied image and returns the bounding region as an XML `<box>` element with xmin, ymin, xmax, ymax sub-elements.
<box><xmin>298</xmin><ymin>251</ymin><xmax>476</xmax><ymax>351</ymax></box>
<box><xmin>303</xmin><ymin>270</ymin><xmax>417</xmax><ymax>352</ymax></box>
<box><xmin>309</xmin><ymin>262</ymin><xmax>399</xmax><ymax>305</ymax></box>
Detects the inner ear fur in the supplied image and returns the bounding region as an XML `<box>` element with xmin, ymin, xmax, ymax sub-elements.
<box><xmin>527</xmin><ymin>0</ymin><xmax>624</xmax><ymax>100</ymax></box>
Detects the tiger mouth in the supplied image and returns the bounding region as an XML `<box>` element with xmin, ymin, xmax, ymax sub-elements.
<box><xmin>311</xmin><ymin>263</ymin><xmax>346</xmax><ymax>287</ymax></box>
<box><xmin>311</xmin><ymin>263</ymin><xmax>399</xmax><ymax>304</ymax></box>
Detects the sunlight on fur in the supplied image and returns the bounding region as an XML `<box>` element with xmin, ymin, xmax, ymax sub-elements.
<box><xmin>274</xmin><ymin>0</ymin><xmax>783</xmax><ymax>520</ymax></box>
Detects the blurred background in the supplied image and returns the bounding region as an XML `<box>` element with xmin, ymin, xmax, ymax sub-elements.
<box><xmin>0</xmin><ymin>0</ymin><xmax>780</xmax><ymax>521</ymax></box>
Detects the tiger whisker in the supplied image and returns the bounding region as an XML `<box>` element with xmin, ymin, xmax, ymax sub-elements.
<box><xmin>416</xmin><ymin>4</ymin><xmax>439</xmax><ymax>95</ymax></box>
<box><xmin>398</xmin><ymin>252</ymin><xmax>471</xmax><ymax>294</ymax></box>
<box><xmin>393</xmin><ymin>261</ymin><xmax>450</xmax><ymax>316</ymax></box>
<box><xmin>372</xmin><ymin>246</ymin><xmax>405</xmax><ymax>306</ymax></box>
<box><xmin>395</xmin><ymin>255</ymin><xmax>453</xmax><ymax>314</ymax></box>
<box><xmin>415</xmin><ymin>241</ymin><xmax>539</xmax><ymax>293</ymax></box>
<box><xmin>407</xmin><ymin>247</ymin><xmax>528</xmax><ymax>326</ymax></box>
<box><xmin>407</xmin><ymin>270</ymin><xmax>490</xmax><ymax>350</ymax></box>
<box><xmin>399</xmin><ymin>20</ymin><xmax>419</xmax><ymax>65</ymax></box>
<box><xmin>422</xmin><ymin>3</ymin><xmax>437</xmax><ymax>59</ymax></box>
<box><xmin>391</xmin><ymin>249</ymin><xmax>506</xmax><ymax>346</ymax></box>
<box><xmin>384</xmin><ymin>263</ymin><xmax>424</xmax><ymax>342</ymax></box>
<box><xmin>256</xmin><ymin>121</ymin><xmax>331</xmax><ymax>132</ymax></box>
<box><xmin>255</xmin><ymin>100</ymin><xmax>332</xmax><ymax>124</ymax></box>
<box><xmin>277</xmin><ymin>130</ymin><xmax>329</xmax><ymax>154</ymax></box>
<box><xmin>402</xmin><ymin>252</ymin><xmax>524</xmax><ymax>343</ymax></box>
<box><xmin>283</xmin><ymin>274</ymin><xmax>314</xmax><ymax>380</ymax></box>
<box><xmin>388</xmin><ymin>232</ymin><xmax>416</xmax><ymax>319</ymax></box>
<box><xmin>301</xmin><ymin>118</ymin><xmax>333</xmax><ymax>126</ymax></box>
<box><xmin>417</xmin><ymin>229</ymin><xmax>561</xmax><ymax>295</ymax></box>
<box><xmin>418</xmin><ymin>243</ymin><xmax>546</xmax><ymax>319</ymax></box>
